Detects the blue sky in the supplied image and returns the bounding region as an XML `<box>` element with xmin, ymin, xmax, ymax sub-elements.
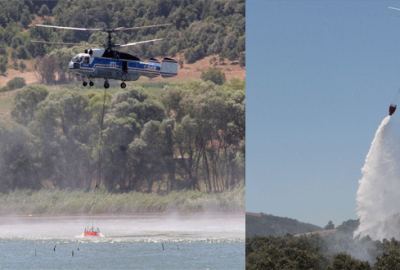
<box><xmin>246</xmin><ymin>1</ymin><xmax>400</xmax><ymax>227</ymax></box>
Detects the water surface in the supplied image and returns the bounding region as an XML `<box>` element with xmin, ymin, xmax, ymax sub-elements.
<box><xmin>0</xmin><ymin>213</ymin><xmax>244</xmax><ymax>269</ymax></box>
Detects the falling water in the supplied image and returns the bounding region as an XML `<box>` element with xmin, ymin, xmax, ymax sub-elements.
<box><xmin>355</xmin><ymin>116</ymin><xmax>400</xmax><ymax>240</ymax></box>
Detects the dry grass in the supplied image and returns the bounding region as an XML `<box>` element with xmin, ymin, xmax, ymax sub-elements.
<box><xmin>0</xmin><ymin>184</ymin><xmax>245</xmax><ymax>215</ymax></box>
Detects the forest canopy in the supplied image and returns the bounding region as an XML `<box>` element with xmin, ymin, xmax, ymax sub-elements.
<box><xmin>0</xmin><ymin>0</ymin><xmax>245</xmax><ymax>66</ymax></box>
<box><xmin>0</xmin><ymin>79</ymin><xmax>245</xmax><ymax>193</ymax></box>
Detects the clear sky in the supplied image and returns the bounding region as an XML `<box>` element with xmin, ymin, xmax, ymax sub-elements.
<box><xmin>246</xmin><ymin>1</ymin><xmax>400</xmax><ymax>227</ymax></box>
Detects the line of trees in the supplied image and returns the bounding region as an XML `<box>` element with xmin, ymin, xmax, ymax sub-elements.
<box><xmin>0</xmin><ymin>78</ymin><xmax>245</xmax><ymax>193</ymax></box>
<box><xmin>246</xmin><ymin>219</ymin><xmax>400</xmax><ymax>269</ymax></box>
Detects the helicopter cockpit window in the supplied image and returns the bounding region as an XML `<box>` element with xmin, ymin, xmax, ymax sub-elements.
<box><xmin>72</xmin><ymin>56</ymin><xmax>83</xmax><ymax>63</ymax></box>
<box><xmin>83</xmin><ymin>57</ymin><xmax>90</xmax><ymax>64</ymax></box>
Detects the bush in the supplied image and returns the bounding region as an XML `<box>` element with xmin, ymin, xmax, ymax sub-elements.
<box><xmin>38</xmin><ymin>4</ymin><xmax>50</xmax><ymax>17</ymax></box>
<box><xmin>0</xmin><ymin>86</ymin><xmax>9</xmax><ymax>92</ymax></box>
<box><xmin>239</xmin><ymin>53</ymin><xmax>245</xmax><ymax>67</ymax></box>
<box><xmin>7</xmin><ymin>77</ymin><xmax>26</xmax><ymax>90</ymax></box>
<box><xmin>11</xmin><ymin>35</ymin><xmax>23</xmax><ymax>49</ymax></box>
<box><xmin>0</xmin><ymin>62</ymin><xmax>6</xmax><ymax>74</ymax></box>
<box><xmin>200</xmin><ymin>67</ymin><xmax>226</xmax><ymax>85</ymax></box>
<box><xmin>168</xmin><ymin>45</ymin><xmax>178</xmax><ymax>57</ymax></box>
<box><xmin>228</xmin><ymin>49</ymin><xmax>239</xmax><ymax>62</ymax></box>
<box><xmin>11</xmin><ymin>49</ymin><xmax>16</xmax><ymax>59</ymax></box>
<box><xmin>16</xmin><ymin>46</ymin><xmax>29</xmax><ymax>60</ymax></box>
<box><xmin>0</xmin><ymin>44</ymin><xmax>6</xmax><ymax>55</ymax></box>
<box><xmin>19</xmin><ymin>61</ymin><xmax>26</xmax><ymax>71</ymax></box>
<box><xmin>184</xmin><ymin>47</ymin><xmax>195</xmax><ymax>64</ymax></box>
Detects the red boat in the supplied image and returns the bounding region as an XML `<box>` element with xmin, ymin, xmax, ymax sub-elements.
<box><xmin>84</xmin><ymin>226</ymin><xmax>101</xmax><ymax>237</ymax></box>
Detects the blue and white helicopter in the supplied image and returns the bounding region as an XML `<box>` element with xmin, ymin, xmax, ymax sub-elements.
<box><xmin>33</xmin><ymin>23</ymin><xmax>178</xmax><ymax>88</ymax></box>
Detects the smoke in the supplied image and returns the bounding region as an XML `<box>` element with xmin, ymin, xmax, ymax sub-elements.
<box><xmin>355</xmin><ymin>116</ymin><xmax>400</xmax><ymax>240</ymax></box>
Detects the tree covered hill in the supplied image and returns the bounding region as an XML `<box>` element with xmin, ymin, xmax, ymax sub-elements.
<box><xmin>0</xmin><ymin>0</ymin><xmax>245</xmax><ymax>72</ymax></box>
<box><xmin>246</xmin><ymin>218</ymin><xmax>400</xmax><ymax>269</ymax></box>
<box><xmin>246</xmin><ymin>212</ymin><xmax>323</xmax><ymax>238</ymax></box>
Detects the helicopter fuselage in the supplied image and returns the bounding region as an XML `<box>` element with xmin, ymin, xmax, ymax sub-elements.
<box><xmin>68</xmin><ymin>49</ymin><xmax>177</xmax><ymax>86</ymax></box>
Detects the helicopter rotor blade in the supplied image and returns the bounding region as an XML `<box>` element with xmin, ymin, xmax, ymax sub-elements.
<box><xmin>389</xmin><ymin>6</ymin><xmax>400</xmax><ymax>11</ymax></box>
<box><xmin>35</xmin><ymin>24</ymin><xmax>102</xmax><ymax>32</ymax></box>
<box><xmin>31</xmin><ymin>40</ymin><xmax>100</xmax><ymax>46</ymax></box>
<box><xmin>114</xmin><ymin>23</ymin><xmax>173</xmax><ymax>31</ymax></box>
<box><xmin>35</xmin><ymin>23</ymin><xmax>172</xmax><ymax>32</ymax></box>
<box><xmin>117</xmin><ymin>38</ymin><xmax>165</xmax><ymax>48</ymax></box>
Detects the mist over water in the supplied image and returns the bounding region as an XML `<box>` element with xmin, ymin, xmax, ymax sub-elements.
<box><xmin>0</xmin><ymin>214</ymin><xmax>244</xmax><ymax>269</ymax></box>
<box><xmin>355</xmin><ymin>116</ymin><xmax>400</xmax><ymax>240</ymax></box>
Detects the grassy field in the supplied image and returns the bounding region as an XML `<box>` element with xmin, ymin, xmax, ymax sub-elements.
<box><xmin>0</xmin><ymin>184</ymin><xmax>244</xmax><ymax>215</ymax></box>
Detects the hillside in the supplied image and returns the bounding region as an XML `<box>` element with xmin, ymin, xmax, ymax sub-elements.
<box><xmin>0</xmin><ymin>53</ymin><xmax>245</xmax><ymax>87</ymax></box>
<box><xmin>246</xmin><ymin>212</ymin><xmax>322</xmax><ymax>238</ymax></box>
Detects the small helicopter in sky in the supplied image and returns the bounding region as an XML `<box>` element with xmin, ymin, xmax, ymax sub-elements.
<box><xmin>33</xmin><ymin>23</ymin><xmax>178</xmax><ymax>88</ymax></box>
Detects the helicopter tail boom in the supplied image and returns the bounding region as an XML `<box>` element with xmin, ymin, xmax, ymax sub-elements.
<box><xmin>160</xmin><ymin>58</ymin><xmax>178</xmax><ymax>78</ymax></box>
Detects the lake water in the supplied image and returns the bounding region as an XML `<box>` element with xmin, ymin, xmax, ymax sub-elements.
<box><xmin>0</xmin><ymin>213</ymin><xmax>244</xmax><ymax>269</ymax></box>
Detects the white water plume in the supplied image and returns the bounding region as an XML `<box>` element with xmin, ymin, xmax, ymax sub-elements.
<box><xmin>355</xmin><ymin>116</ymin><xmax>400</xmax><ymax>240</ymax></box>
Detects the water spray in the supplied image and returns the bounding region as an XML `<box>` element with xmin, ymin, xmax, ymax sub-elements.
<box><xmin>355</xmin><ymin>115</ymin><xmax>400</xmax><ymax>240</ymax></box>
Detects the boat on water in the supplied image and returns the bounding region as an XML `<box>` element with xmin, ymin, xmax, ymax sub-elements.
<box><xmin>84</xmin><ymin>226</ymin><xmax>101</xmax><ymax>237</ymax></box>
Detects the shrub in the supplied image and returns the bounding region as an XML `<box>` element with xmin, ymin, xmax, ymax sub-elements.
<box><xmin>184</xmin><ymin>48</ymin><xmax>195</xmax><ymax>64</ymax></box>
<box><xmin>11</xmin><ymin>49</ymin><xmax>16</xmax><ymax>59</ymax></box>
<box><xmin>38</xmin><ymin>4</ymin><xmax>50</xmax><ymax>17</ymax></box>
<box><xmin>168</xmin><ymin>45</ymin><xmax>178</xmax><ymax>57</ymax></box>
<box><xmin>0</xmin><ymin>86</ymin><xmax>9</xmax><ymax>92</ymax></box>
<box><xmin>19</xmin><ymin>61</ymin><xmax>26</xmax><ymax>71</ymax></box>
<box><xmin>0</xmin><ymin>62</ymin><xmax>6</xmax><ymax>74</ymax></box>
<box><xmin>239</xmin><ymin>53</ymin><xmax>245</xmax><ymax>67</ymax></box>
<box><xmin>7</xmin><ymin>77</ymin><xmax>26</xmax><ymax>90</ymax></box>
<box><xmin>0</xmin><ymin>44</ymin><xmax>6</xmax><ymax>55</ymax></box>
<box><xmin>228</xmin><ymin>49</ymin><xmax>239</xmax><ymax>62</ymax></box>
<box><xmin>16</xmin><ymin>46</ymin><xmax>29</xmax><ymax>60</ymax></box>
<box><xmin>200</xmin><ymin>67</ymin><xmax>226</xmax><ymax>85</ymax></box>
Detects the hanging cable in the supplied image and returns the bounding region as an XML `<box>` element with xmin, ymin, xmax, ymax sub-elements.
<box><xmin>96</xmin><ymin>87</ymin><xmax>108</xmax><ymax>188</ymax></box>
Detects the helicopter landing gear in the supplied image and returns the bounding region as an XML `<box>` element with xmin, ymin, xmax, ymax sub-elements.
<box><xmin>82</xmin><ymin>76</ymin><xmax>88</xmax><ymax>87</ymax></box>
<box><xmin>104</xmin><ymin>80</ymin><xmax>109</xmax><ymax>89</ymax></box>
<box><xmin>89</xmin><ymin>81</ymin><xmax>94</xmax><ymax>86</ymax></box>
<box><xmin>120</xmin><ymin>82</ymin><xmax>126</xmax><ymax>88</ymax></box>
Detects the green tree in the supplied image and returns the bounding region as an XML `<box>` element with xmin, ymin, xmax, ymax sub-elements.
<box><xmin>239</xmin><ymin>53</ymin><xmax>245</xmax><ymax>67</ymax></box>
<box><xmin>200</xmin><ymin>67</ymin><xmax>226</xmax><ymax>85</ymax></box>
<box><xmin>325</xmin><ymin>220</ymin><xmax>335</xmax><ymax>230</ymax></box>
<box><xmin>7</xmin><ymin>77</ymin><xmax>26</xmax><ymax>90</ymax></box>
<box><xmin>11</xmin><ymin>84</ymin><xmax>49</xmax><ymax>126</ymax></box>
<box><xmin>38</xmin><ymin>4</ymin><xmax>50</xmax><ymax>17</ymax></box>
<box><xmin>327</xmin><ymin>252</ymin><xmax>371</xmax><ymax>270</ymax></box>
<box><xmin>0</xmin><ymin>119</ymin><xmax>40</xmax><ymax>192</ymax></box>
<box><xmin>184</xmin><ymin>47</ymin><xmax>196</xmax><ymax>64</ymax></box>
<box><xmin>0</xmin><ymin>43</ymin><xmax>6</xmax><ymax>55</ymax></box>
<box><xmin>16</xmin><ymin>45</ymin><xmax>29</xmax><ymax>60</ymax></box>
<box><xmin>33</xmin><ymin>89</ymin><xmax>97</xmax><ymax>190</ymax></box>
<box><xmin>374</xmin><ymin>238</ymin><xmax>400</xmax><ymax>270</ymax></box>
<box><xmin>19</xmin><ymin>61</ymin><xmax>26</xmax><ymax>71</ymax></box>
<box><xmin>246</xmin><ymin>235</ymin><xmax>324</xmax><ymax>270</ymax></box>
<box><xmin>11</xmin><ymin>35</ymin><xmax>23</xmax><ymax>49</ymax></box>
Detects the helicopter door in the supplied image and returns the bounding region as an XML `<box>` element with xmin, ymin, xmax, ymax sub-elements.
<box><xmin>122</xmin><ymin>61</ymin><xmax>128</xmax><ymax>73</ymax></box>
